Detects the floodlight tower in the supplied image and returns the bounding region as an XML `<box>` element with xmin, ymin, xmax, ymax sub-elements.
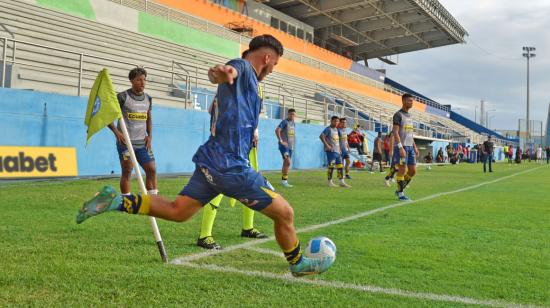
<box><xmin>522</xmin><ymin>46</ymin><xmax>536</xmax><ymax>144</ymax></box>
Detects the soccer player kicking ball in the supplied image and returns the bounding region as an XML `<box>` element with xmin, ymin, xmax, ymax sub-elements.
<box><xmin>196</xmin><ymin>96</ymin><xmax>267</xmax><ymax>250</ymax></box>
<box><xmin>320</xmin><ymin>116</ymin><xmax>351</xmax><ymax>188</ymax></box>
<box><xmin>392</xmin><ymin>94</ymin><xmax>419</xmax><ymax>201</ymax></box>
<box><xmin>275</xmin><ymin>108</ymin><xmax>296</xmax><ymax>188</ymax></box>
<box><xmin>76</xmin><ymin>35</ymin><xmax>332</xmax><ymax>276</ymax></box>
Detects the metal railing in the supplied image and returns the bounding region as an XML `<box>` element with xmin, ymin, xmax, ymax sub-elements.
<box><xmin>1</xmin><ymin>36</ymin><xmax>462</xmax><ymax>140</ymax></box>
<box><xmin>107</xmin><ymin>0</ymin><xmax>393</xmax><ymax>90</ymax></box>
<box><xmin>110</xmin><ymin>0</ymin><xmax>452</xmax><ymax>113</ymax></box>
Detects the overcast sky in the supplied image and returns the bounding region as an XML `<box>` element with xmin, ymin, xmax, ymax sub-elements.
<box><xmin>371</xmin><ymin>0</ymin><xmax>549</xmax><ymax>132</ymax></box>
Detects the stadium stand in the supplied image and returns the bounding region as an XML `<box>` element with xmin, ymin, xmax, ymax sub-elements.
<box><xmin>0</xmin><ymin>0</ymin><xmax>504</xmax><ymax>146</ymax></box>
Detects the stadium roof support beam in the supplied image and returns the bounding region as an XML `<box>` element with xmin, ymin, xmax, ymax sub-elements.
<box><xmin>364</xmin><ymin>1</ymin><xmax>431</xmax><ymax>48</ymax></box>
<box><xmin>301</xmin><ymin>1</ymin><xmax>412</xmax><ymax>27</ymax></box>
<box><xmin>408</xmin><ymin>0</ymin><xmax>467</xmax><ymax>43</ymax></box>
<box><xmin>292</xmin><ymin>0</ymin><xmax>398</xmax><ymax>54</ymax></box>
<box><xmin>263</xmin><ymin>0</ymin><xmax>468</xmax><ymax>60</ymax></box>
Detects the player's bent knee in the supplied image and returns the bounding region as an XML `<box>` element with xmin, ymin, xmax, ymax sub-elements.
<box><xmin>170</xmin><ymin>196</ymin><xmax>202</xmax><ymax>222</ymax></box>
<box><xmin>262</xmin><ymin>196</ymin><xmax>294</xmax><ymax>224</ymax></box>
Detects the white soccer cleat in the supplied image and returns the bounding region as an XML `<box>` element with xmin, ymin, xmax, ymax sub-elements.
<box><xmin>339</xmin><ymin>180</ymin><xmax>351</xmax><ymax>188</ymax></box>
<box><xmin>328</xmin><ymin>180</ymin><xmax>338</xmax><ymax>187</ymax></box>
<box><xmin>384</xmin><ymin>178</ymin><xmax>391</xmax><ymax>187</ymax></box>
<box><xmin>281</xmin><ymin>180</ymin><xmax>293</xmax><ymax>188</ymax></box>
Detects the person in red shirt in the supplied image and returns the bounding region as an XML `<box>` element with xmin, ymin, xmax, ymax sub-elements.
<box><xmin>348</xmin><ymin>126</ymin><xmax>364</xmax><ymax>155</ymax></box>
<box><xmin>508</xmin><ymin>145</ymin><xmax>514</xmax><ymax>164</ymax></box>
<box><xmin>383</xmin><ymin>133</ymin><xmax>391</xmax><ymax>166</ymax></box>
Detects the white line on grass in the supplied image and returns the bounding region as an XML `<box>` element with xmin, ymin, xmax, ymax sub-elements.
<box><xmin>172</xmin><ymin>166</ymin><xmax>543</xmax><ymax>264</ymax></box>
<box><xmin>178</xmin><ymin>262</ymin><xmax>543</xmax><ymax>308</ymax></box>
<box><xmin>244</xmin><ymin>246</ymin><xmax>285</xmax><ymax>259</ymax></box>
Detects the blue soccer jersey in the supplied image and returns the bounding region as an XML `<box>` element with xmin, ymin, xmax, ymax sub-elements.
<box><xmin>181</xmin><ymin>58</ymin><xmax>277</xmax><ymax>211</ymax></box>
<box><xmin>193</xmin><ymin>59</ymin><xmax>263</xmax><ymax>174</ymax></box>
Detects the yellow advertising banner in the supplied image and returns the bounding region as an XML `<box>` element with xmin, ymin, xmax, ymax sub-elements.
<box><xmin>0</xmin><ymin>146</ymin><xmax>78</xmax><ymax>178</ymax></box>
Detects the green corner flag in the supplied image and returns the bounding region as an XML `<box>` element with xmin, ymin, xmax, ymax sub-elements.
<box><xmin>84</xmin><ymin>68</ymin><xmax>122</xmax><ymax>144</ymax></box>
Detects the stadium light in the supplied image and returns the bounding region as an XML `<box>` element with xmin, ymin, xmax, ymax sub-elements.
<box><xmin>485</xmin><ymin>109</ymin><xmax>495</xmax><ymax>128</ymax></box>
<box><xmin>522</xmin><ymin>46</ymin><xmax>536</xmax><ymax>145</ymax></box>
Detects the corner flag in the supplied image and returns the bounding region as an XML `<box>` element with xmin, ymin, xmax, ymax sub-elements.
<box><xmin>84</xmin><ymin>68</ymin><xmax>122</xmax><ymax>144</ymax></box>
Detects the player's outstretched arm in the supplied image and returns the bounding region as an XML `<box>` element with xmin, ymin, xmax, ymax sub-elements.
<box><xmin>208</xmin><ymin>64</ymin><xmax>238</xmax><ymax>85</ymax></box>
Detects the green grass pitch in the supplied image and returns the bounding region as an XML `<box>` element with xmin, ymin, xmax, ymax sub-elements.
<box><xmin>0</xmin><ymin>163</ymin><xmax>548</xmax><ymax>306</ymax></box>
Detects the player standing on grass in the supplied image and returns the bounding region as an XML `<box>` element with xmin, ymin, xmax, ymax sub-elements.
<box><xmin>392</xmin><ymin>94</ymin><xmax>419</xmax><ymax>201</ymax></box>
<box><xmin>77</xmin><ymin>35</ymin><xmax>332</xmax><ymax>276</ymax></box>
<box><xmin>338</xmin><ymin>118</ymin><xmax>352</xmax><ymax>180</ymax></box>
<box><xmin>108</xmin><ymin>68</ymin><xmax>158</xmax><ymax>197</ymax></box>
<box><xmin>320</xmin><ymin>116</ymin><xmax>351</xmax><ymax>188</ymax></box>
<box><xmin>276</xmin><ymin>108</ymin><xmax>296</xmax><ymax>187</ymax></box>
<box><xmin>384</xmin><ymin>131</ymin><xmax>398</xmax><ymax>186</ymax></box>
<box><xmin>370</xmin><ymin>131</ymin><xmax>384</xmax><ymax>173</ymax></box>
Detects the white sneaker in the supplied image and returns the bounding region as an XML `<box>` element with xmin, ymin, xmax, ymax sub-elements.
<box><xmin>339</xmin><ymin>180</ymin><xmax>351</xmax><ymax>188</ymax></box>
<box><xmin>328</xmin><ymin>180</ymin><xmax>338</xmax><ymax>187</ymax></box>
<box><xmin>281</xmin><ymin>180</ymin><xmax>293</xmax><ymax>188</ymax></box>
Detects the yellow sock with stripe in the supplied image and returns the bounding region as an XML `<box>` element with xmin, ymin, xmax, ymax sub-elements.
<box><xmin>242</xmin><ymin>205</ymin><xmax>254</xmax><ymax>230</ymax></box>
<box><xmin>199</xmin><ymin>194</ymin><xmax>223</xmax><ymax>238</ymax></box>
<box><xmin>396</xmin><ymin>175</ymin><xmax>406</xmax><ymax>192</ymax></box>
<box><xmin>282</xmin><ymin>173</ymin><xmax>288</xmax><ymax>181</ymax></box>
<box><xmin>336</xmin><ymin>164</ymin><xmax>344</xmax><ymax>179</ymax></box>
<box><xmin>403</xmin><ymin>174</ymin><xmax>413</xmax><ymax>189</ymax></box>
<box><xmin>119</xmin><ymin>194</ymin><xmax>151</xmax><ymax>215</ymax></box>
<box><xmin>385</xmin><ymin>167</ymin><xmax>396</xmax><ymax>179</ymax></box>
<box><xmin>283</xmin><ymin>241</ymin><xmax>303</xmax><ymax>265</ymax></box>
<box><xmin>327</xmin><ymin>165</ymin><xmax>335</xmax><ymax>180</ymax></box>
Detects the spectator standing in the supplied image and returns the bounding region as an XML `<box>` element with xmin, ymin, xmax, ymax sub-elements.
<box><xmin>370</xmin><ymin>132</ymin><xmax>384</xmax><ymax>172</ymax></box>
<box><xmin>436</xmin><ymin>147</ymin><xmax>444</xmax><ymax>163</ymax></box>
<box><xmin>482</xmin><ymin>136</ymin><xmax>494</xmax><ymax>173</ymax></box>
<box><xmin>508</xmin><ymin>145</ymin><xmax>514</xmax><ymax>164</ymax></box>
<box><xmin>383</xmin><ymin>133</ymin><xmax>391</xmax><ymax>165</ymax></box>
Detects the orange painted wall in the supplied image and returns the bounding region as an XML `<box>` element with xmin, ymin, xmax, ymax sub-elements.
<box><xmin>154</xmin><ymin>0</ymin><xmax>353</xmax><ymax>70</ymax></box>
<box><xmin>276</xmin><ymin>57</ymin><xmax>426</xmax><ymax>112</ymax></box>
<box><xmin>155</xmin><ymin>0</ymin><xmax>426</xmax><ymax>113</ymax></box>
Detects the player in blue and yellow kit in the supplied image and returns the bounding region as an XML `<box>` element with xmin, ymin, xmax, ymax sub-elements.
<box><xmin>77</xmin><ymin>35</ymin><xmax>333</xmax><ymax>276</ymax></box>
<box><xmin>392</xmin><ymin>93</ymin><xmax>419</xmax><ymax>201</ymax></box>
<box><xmin>320</xmin><ymin>116</ymin><xmax>351</xmax><ymax>188</ymax></box>
<box><xmin>275</xmin><ymin>108</ymin><xmax>296</xmax><ymax>187</ymax></box>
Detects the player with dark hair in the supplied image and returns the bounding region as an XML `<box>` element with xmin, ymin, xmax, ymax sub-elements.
<box><xmin>276</xmin><ymin>108</ymin><xmax>296</xmax><ymax>187</ymax></box>
<box><xmin>392</xmin><ymin>93</ymin><xmax>419</xmax><ymax>201</ymax></box>
<box><xmin>107</xmin><ymin>67</ymin><xmax>157</xmax><ymax>197</ymax></box>
<box><xmin>320</xmin><ymin>116</ymin><xmax>351</xmax><ymax>188</ymax></box>
<box><xmin>77</xmin><ymin>34</ymin><xmax>333</xmax><ymax>277</ymax></box>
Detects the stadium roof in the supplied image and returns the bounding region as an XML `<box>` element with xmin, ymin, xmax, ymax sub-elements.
<box><xmin>261</xmin><ymin>0</ymin><xmax>468</xmax><ymax>60</ymax></box>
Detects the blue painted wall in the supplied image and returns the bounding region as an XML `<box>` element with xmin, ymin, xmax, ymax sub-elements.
<box><xmin>0</xmin><ymin>88</ymin><xmax>330</xmax><ymax>176</ymax></box>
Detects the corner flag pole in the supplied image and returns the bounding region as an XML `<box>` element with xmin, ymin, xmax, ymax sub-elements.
<box><xmin>118</xmin><ymin>118</ymin><xmax>168</xmax><ymax>263</ymax></box>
